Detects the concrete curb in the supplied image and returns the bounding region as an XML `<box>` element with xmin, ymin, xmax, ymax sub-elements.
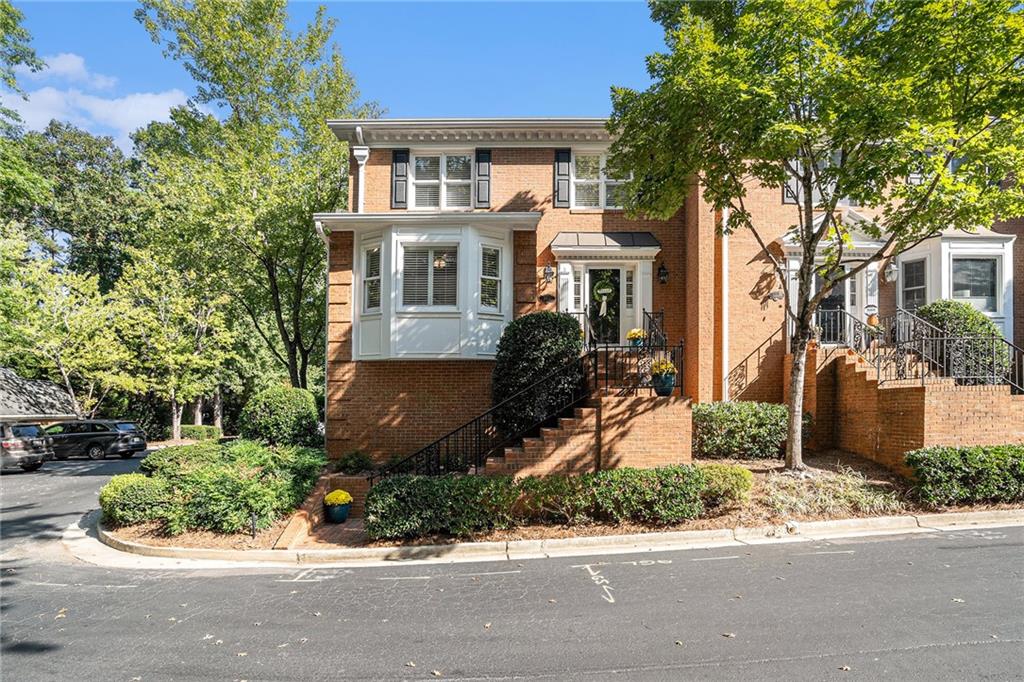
<box><xmin>87</xmin><ymin>508</ymin><xmax>1024</xmax><ymax>569</ymax></box>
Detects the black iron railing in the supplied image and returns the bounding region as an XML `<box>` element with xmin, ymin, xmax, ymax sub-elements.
<box><xmin>817</xmin><ymin>307</ymin><xmax>1023</xmax><ymax>393</ymax></box>
<box><xmin>643</xmin><ymin>309</ymin><xmax>667</xmax><ymax>348</ymax></box>
<box><xmin>591</xmin><ymin>343</ymin><xmax>684</xmax><ymax>396</ymax></box>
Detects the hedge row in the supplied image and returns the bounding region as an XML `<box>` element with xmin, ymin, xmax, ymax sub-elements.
<box><xmin>906</xmin><ymin>445</ymin><xmax>1024</xmax><ymax>506</ymax></box>
<box><xmin>364</xmin><ymin>463</ymin><xmax>753</xmax><ymax>540</ymax></box>
<box><xmin>101</xmin><ymin>439</ymin><xmax>326</xmax><ymax>535</ymax></box>
<box><xmin>180</xmin><ymin>425</ymin><xmax>222</xmax><ymax>441</ymax></box>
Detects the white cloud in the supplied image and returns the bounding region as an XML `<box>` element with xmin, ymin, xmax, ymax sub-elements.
<box><xmin>1</xmin><ymin>86</ymin><xmax>189</xmax><ymax>151</ymax></box>
<box><xmin>16</xmin><ymin>52</ymin><xmax>118</xmax><ymax>90</ymax></box>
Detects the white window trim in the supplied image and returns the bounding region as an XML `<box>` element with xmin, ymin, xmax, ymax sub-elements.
<box><xmin>397</xmin><ymin>240</ymin><xmax>461</xmax><ymax>313</ymax></box>
<box><xmin>570</xmin><ymin>150</ymin><xmax>628</xmax><ymax>210</ymax></box>
<box><xmin>950</xmin><ymin>254</ymin><xmax>1002</xmax><ymax>315</ymax></box>
<box><xmin>899</xmin><ymin>256</ymin><xmax>929</xmax><ymax>310</ymax></box>
<box><xmin>410</xmin><ymin>150</ymin><xmax>474</xmax><ymax>211</ymax></box>
<box><xmin>362</xmin><ymin>244</ymin><xmax>382</xmax><ymax>314</ymax></box>
<box><xmin>478</xmin><ymin>243</ymin><xmax>503</xmax><ymax>314</ymax></box>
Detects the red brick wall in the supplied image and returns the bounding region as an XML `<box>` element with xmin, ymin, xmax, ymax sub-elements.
<box><xmin>599</xmin><ymin>396</ymin><xmax>692</xmax><ymax>469</ymax></box>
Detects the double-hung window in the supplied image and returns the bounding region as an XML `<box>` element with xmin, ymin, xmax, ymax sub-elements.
<box><xmin>480</xmin><ymin>246</ymin><xmax>501</xmax><ymax>311</ymax></box>
<box><xmin>363</xmin><ymin>246</ymin><xmax>381</xmax><ymax>312</ymax></box>
<box><xmin>901</xmin><ymin>259</ymin><xmax>926</xmax><ymax>310</ymax></box>
<box><xmin>411</xmin><ymin>153</ymin><xmax>472</xmax><ymax>209</ymax></box>
<box><xmin>572</xmin><ymin>152</ymin><xmax>628</xmax><ymax>209</ymax></box>
<box><xmin>952</xmin><ymin>257</ymin><xmax>998</xmax><ymax>312</ymax></box>
<box><xmin>402</xmin><ymin>246</ymin><xmax>459</xmax><ymax>308</ymax></box>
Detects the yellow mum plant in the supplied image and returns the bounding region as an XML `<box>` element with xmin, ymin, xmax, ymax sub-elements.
<box><xmin>650</xmin><ymin>358</ymin><xmax>676</xmax><ymax>375</ymax></box>
<box><xmin>324</xmin><ymin>489</ymin><xmax>353</xmax><ymax>506</ymax></box>
<box><xmin>626</xmin><ymin>328</ymin><xmax>647</xmax><ymax>341</ymax></box>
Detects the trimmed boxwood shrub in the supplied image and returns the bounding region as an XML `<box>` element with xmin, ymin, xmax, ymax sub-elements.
<box><xmin>693</xmin><ymin>401</ymin><xmax>790</xmax><ymax>459</ymax></box>
<box><xmin>99</xmin><ymin>473</ymin><xmax>171</xmax><ymax>526</ymax></box>
<box><xmin>491</xmin><ymin>312</ymin><xmax>584</xmax><ymax>437</ymax></box>
<box><xmin>139</xmin><ymin>440</ymin><xmax>223</xmax><ymax>477</ymax></box>
<box><xmin>914</xmin><ymin>300</ymin><xmax>1010</xmax><ymax>383</ymax></box>
<box><xmin>364</xmin><ymin>465</ymin><xmax>710</xmax><ymax>540</ymax></box>
<box><xmin>238</xmin><ymin>386</ymin><xmax>320</xmax><ymax>446</ymax></box>
<box><xmin>906</xmin><ymin>445</ymin><xmax>1024</xmax><ymax>506</ymax></box>
<box><xmin>180</xmin><ymin>425</ymin><xmax>222</xmax><ymax>441</ymax></box>
<box><xmin>699</xmin><ymin>463</ymin><xmax>755</xmax><ymax>507</ymax></box>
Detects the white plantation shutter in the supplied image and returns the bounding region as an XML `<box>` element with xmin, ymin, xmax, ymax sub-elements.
<box><xmin>413</xmin><ymin>156</ymin><xmax>441</xmax><ymax>208</ymax></box>
<box><xmin>445</xmin><ymin>155</ymin><xmax>472</xmax><ymax>207</ymax></box>
<box><xmin>403</xmin><ymin>247</ymin><xmax>430</xmax><ymax>306</ymax></box>
<box><xmin>480</xmin><ymin>246</ymin><xmax>501</xmax><ymax>310</ymax></box>
<box><xmin>364</xmin><ymin>246</ymin><xmax>381</xmax><ymax>310</ymax></box>
<box><xmin>432</xmin><ymin>248</ymin><xmax>458</xmax><ymax>305</ymax></box>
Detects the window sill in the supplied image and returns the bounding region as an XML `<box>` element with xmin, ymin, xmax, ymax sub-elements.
<box><xmin>570</xmin><ymin>208</ymin><xmax>624</xmax><ymax>214</ymax></box>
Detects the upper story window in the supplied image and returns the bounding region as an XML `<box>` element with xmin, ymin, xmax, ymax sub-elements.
<box><xmin>952</xmin><ymin>257</ymin><xmax>998</xmax><ymax>313</ymax></box>
<box><xmin>363</xmin><ymin>246</ymin><xmax>381</xmax><ymax>312</ymax></box>
<box><xmin>402</xmin><ymin>245</ymin><xmax>459</xmax><ymax>307</ymax></box>
<box><xmin>572</xmin><ymin>152</ymin><xmax>626</xmax><ymax>209</ymax></box>
<box><xmin>480</xmin><ymin>246</ymin><xmax>501</xmax><ymax>311</ymax></box>
<box><xmin>412</xmin><ymin>153</ymin><xmax>472</xmax><ymax>209</ymax></box>
<box><xmin>902</xmin><ymin>259</ymin><xmax>926</xmax><ymax>310</ymax></box>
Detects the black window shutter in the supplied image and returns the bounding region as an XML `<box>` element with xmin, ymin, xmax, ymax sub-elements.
<box><xmin>474</xmin><ymin>149</ymin><xmax>491</xmax><ymax>208</ymax></box>
<box><xmin>391</xmin><ymin>149</ymin><xmax>409</xmax><ymax>209</ymax></box>
<box><xmin>554</xmin><ymin>148</ymin><xmax>571</xmax><ymax>208</ymax></box>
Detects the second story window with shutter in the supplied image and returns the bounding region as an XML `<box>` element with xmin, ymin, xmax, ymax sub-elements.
<box><xmin>571</xmin><ymin>152</ymin><xmax>629</xmax><ymax>209</ymax></box>
<box><xmin>363</xmin><ymin>246</ymin><xmax>381</xmax><ymax>312</ymax></box>
<box><xmin>411</xmin><ymin>153</ymin><xmax>473</xmax><ymax>209</ymax></box>
<box><xmin>480</xmin><ymin>246</ymin><xmax>501</xmax><ymax>311</ymax></box>
<box><xmin>402</xmin><ymin>245</ymin><xmax>459</xmax><ymax>308</ymax></box>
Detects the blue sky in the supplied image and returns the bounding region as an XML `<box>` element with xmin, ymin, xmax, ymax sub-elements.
<box><xmin>4</xmin><ymin>2</ymin><xmax>663</xmax><ymax>151</ymax></box>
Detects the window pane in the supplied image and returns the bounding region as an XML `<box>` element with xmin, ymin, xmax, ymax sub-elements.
<box><xmin>365</xmin><ymin>247</ymin><xmax>380</xmax><ymax>279</ymax></box>
<box><xmin>446</xmin><ymin>155</ymin><xmax>471</xmax><ymax>181</ymax></box>
<box><xmin>904</xmin><ymin>287</ymin><xmax>927</xmax><ymax>311</ymax></box>
<box><xmin>573</xmin><ymin>270</ymin><xmax>582</xmax><ymax>309</ymax></box>
<box><xmin>481</xmin><ymin>247</ymin><xmax>500</xmax><ymax>278</ymax></box>
<box><xmin>605</xmin><ymin>182</ymin><xmax>626</xmax><ymax>208</ymax></box>
<box><xmin>953</xmin><ymin>258</ymin><xmax>997</xmax><ymax>312</ymax></box>
<box><xmin>432</xmin><ymin>248</ymin><xmax>458</xmax><ymax>306</ymax></box>
<box><xmin>365</xmin><ymin>279</ymin><xmax>380</xmax><ymax>310</ymax></box>
<box><xmin>574</xmin><ymin>183</ymin><xmax>600</xmax><ymax>207</ymax></box>
<box><xmin>403</xmin><ymin>247</ymin><xmax>429</xmax><ymax>306</ymax></box>
<box><xmin>574</xmin><ymin>154</ymin><xmax>600</xmax><ymax>180</ymax></box>
<box><xmin>445</xmin><ymin>183</ymin><xmax>471</xmax><ymax>208</ymax></box>
<box><xmin>903</xmin><ymin>260</ymin><xmax>925</xmax><ymax>289</ymax></box>
<box><xmin>414</xmin><ymin>184</ymin><xmax>440</xmax><ymax>208</ymax></box>
<box><xmin>625</xmin><ymin>270</ymin><xmax>634</xmax><ymax>308</ymax></box>
<box><xmin>481</xmin><ymin>278</ymin><xmax>499</xmax><ymax>309</ymax></box>
<box><xmin>414</xmin><ymin>156</ymin><xmax>440</xmax><ymax>181</ymax></box>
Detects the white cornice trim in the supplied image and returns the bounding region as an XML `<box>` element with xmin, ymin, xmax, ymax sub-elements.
<box><xmin>329</xmin><ymin>117</ymin><xmax>612</xmax><ymax>147</ymax></box>
<box><xmin>313</xmin><ymin>211</ymin><xmax>543</xmax><ymax>231</ymax></box>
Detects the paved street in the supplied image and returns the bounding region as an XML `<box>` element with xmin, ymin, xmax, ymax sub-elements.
<box><xmin>2</xmin><ymin>459</ymin><xmax>1023</xmax><ymax>681</ymax></box>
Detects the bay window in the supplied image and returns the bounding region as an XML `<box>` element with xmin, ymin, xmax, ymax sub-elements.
<box><xmin>411</xmin><ymin>153</ymin><xmax>472</xmax><ymax>209</ymax></box>
<box><xmin>402</xmin><ymin>246</ymin><xmax>459</xmax><ymax>307</ymax></box>
<box><xmin>480</xmin><ymin>246</ymin><xmax>501</xmax><ymax>311</ymax></box>
<box><xmin>363</xmin><ymin>246</ymin><xmax>381</xmax><ymax>312</ymax></box>
<box><xmin>952</xmin><ymin>257</ymin><xmax>998</xmax><ymax>312</ymax></box>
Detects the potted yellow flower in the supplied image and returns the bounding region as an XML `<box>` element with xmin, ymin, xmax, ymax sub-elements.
<box><xmin>324</xmin><ymin>489</ymin><xmax>353</xmax><ymax>523</ymax></box>
<box><xmin>650</xmin><ymin>358</ymin><xmax>677</xmax><ymax>397</ymax></box>
<box><xmin>626</xmin><ymin>328</ymin><xmax>647</xmax><ymax>347</ymax></box>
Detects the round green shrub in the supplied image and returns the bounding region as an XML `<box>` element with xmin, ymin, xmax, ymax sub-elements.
<box><xmin>906</xmin><ymin>445</ymin><xmax>1024</xmax><ymax>506</ymax></box>
<box><xmin>692</xmin><ymin>401</ymin><xmax>790</xmax><ymax>459</ymax></box>
<box><xmin>238</xmin><ymin>386</ymin><xmax>320</xmax><ymax>446</ymax></box>
<box><xmin>99</xmin><ymin>473</ymin><xmax>171</xmax><ymax>526</ymax></box>
<box><xmin>699</xmin><ymin>463</ymin><xmax>755</xmax><ymax>508</ymax></box>
<box><xmin>914</xmin><ymin>300</ymin><xmax>1010</xmax><ymax>384</ymax></box>
<box><xmin>491</xmin><ymin>312</ymin><xmax>584</xmax><ymax>437</ymax></box>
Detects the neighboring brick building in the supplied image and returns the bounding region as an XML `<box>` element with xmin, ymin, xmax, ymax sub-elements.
<box><xmin>314</xmin><ymin>118</ymin><xmax>1023</xmax><ymax>475</ymax></box>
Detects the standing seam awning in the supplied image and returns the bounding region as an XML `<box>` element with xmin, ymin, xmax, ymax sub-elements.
<box><xmin>550</xmin><ymin>232</ymin><xmax>662</xmax><ymax>260</ymax></box>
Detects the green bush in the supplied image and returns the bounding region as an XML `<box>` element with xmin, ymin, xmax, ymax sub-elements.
<box><xmin>99</xmin><ymin>474</ymin><xmax>171</xmax><ymax>526</ymax></box>
<box><xmin>914</xmin><ymin>300</ymin><xmax>1010</xmax><ymax>383</ymax></box>
<box><xmin>491</xmin><ymin>312</ymin><xmax>584</xmax><ymax>437</ymax></box>
<box><xmin>699</xmin><ymin>463</ymin><xmax>754</xmax><ymax>508</ymax></box>
<box><xmin>693</xmin><ymin>401</ymin><xmax>790</xmax><ymax>459</ymax></box>
<box><xmin>906</xmin><ymin>445</ymin><xmax>1024</xmax><ymax>506</ymax></box>
<box><xmin>335</xmin><ymin>450</ymin><xmax>374</xmax><ymax>475</ymax></box>
<box><xmin>180</xmin><ymin>425</ymin><xmax>222</xmax><ymax>441</ymax></box>
<box><xmin>365</xmin><ymin>465</ymin><xmax>708</xmax><ymax>540</ymax></box>
<box><xmin>238</xmin><ymin>386</ymin><xmax>320</xmax><ymax>446</ymax></box>
<box><xmin>139</xmin><ymin>441</ymin><xmax>223</xmax><ymax>477</ymax></box>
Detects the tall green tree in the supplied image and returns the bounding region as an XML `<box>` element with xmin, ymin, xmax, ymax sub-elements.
<box><xmin>0</xmin><ymin>0</ymin><xmax>42</xmax><ymax>131</ymax></box>
<box><xmin>609</xmin><ymin>0</ymin><xmax>1024</xmax><ymax>469</ymax></box>
<box><xmin>135</xmin><ymin>0</ymin><xmax>379</xmax><ymax>389</ymax></box>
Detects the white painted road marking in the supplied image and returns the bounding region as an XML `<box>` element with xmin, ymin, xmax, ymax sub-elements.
<box><xmin>691</xmin><ymin>555</ymin><xmax>740</xmax><ymax>562</ymax></box>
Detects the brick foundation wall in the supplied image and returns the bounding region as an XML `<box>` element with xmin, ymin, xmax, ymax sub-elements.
<box><xmin>599</xmin><ymin>395</ymin><xmax>692</xmax><ymax>469</ymax></box>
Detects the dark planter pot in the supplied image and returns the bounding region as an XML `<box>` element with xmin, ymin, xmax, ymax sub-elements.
<box><xmin>652</xmin><ymin>373</ymin><xmax>675</xmax><ymax>397</ymax></box>
<box><xmin>631</xmin><ymin>338</ymin><xmax>644</xmax><ymax>347</ymax></box>
<box><xmin>325</xmin><ymin>503</ymin><xmax>352</xmax><ymax>524</ymax></box>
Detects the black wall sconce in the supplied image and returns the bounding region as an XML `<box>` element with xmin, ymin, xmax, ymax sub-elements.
<box><xmin>657</xmin><ymin>262</ymin><xmax>669</xmax><ymax>284</ymax></box>
<box><xmin>543</xmin><ymin>263</ymin><xmax>555</xmax><ymax>283</ymax></box>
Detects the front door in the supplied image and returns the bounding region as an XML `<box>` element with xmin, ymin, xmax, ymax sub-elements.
<box><xmin>588</xmin><ymin>268</ymin><xmax>621</xmax><ymax>344</ymax></box>
<box><xmin>814</xmin><ymin>271</ymin><xmax>848</xmax><ymax>344</ymax></box>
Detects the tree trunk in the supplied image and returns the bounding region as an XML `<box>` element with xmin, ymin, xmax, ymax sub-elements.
<box><xmin>213</xmin><ymin>386</ymin><xmax>223</xmax><ymax>432</ymax></box>
<box><xmin>170</xmin><ymin>397</ymin><xmax>183</xmax><ymax>441</ymax></box>
<box><xmin>192</xmin><ymin>397</ymin><xmax>203</xmax><ymax>425</ymax></box>
<box><xmin>785</xmin><ymin>320</ymin><xmax>812</xmax><ymax>470</ymax></box>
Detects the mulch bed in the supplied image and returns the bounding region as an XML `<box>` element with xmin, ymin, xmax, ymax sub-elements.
<box><xmin>108</xmin><ymin>517</ymin><xmax>291</xmax><ymax>550</ymax></box>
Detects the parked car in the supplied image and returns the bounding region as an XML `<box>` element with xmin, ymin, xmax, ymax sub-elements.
<box><xmin>0</xmin><ymin>422</ymin><xmax>54</xmax><ymax>472</ymax></box>
<box><xmin>44</xmin><ymin>420</ymin><xmax>147</xmax><ymax>460</ymax></box>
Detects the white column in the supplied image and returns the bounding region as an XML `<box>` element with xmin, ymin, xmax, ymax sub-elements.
<box><xmin>352</xmin><ymin>145</ymin><xmax>370</xmax><ymax>214</ymax></box>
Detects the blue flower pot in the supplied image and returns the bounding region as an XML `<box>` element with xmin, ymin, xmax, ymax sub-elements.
<box><xmin>631</xmin><ymin>338</ymin><xmax>643</xmax><ymax>347</ymax></box>
<box><xmin>325</xmin><ymin>503</ymin><xmax>352</xmax><ymax>524</ymax></box>
<box><xmin>652</xmin><ymin>373</ymin><xmax>675</xmax><ymax>397</ymax></box>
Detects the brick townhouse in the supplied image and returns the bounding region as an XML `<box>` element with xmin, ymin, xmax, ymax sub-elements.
<box><xmin>314</xmin><ymin>118</ymin><xmax>1024</xmax><ymax>479</ymax></box>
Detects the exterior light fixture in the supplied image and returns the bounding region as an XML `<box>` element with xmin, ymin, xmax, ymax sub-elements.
<box><xmin>884</xmin><ymin>261</ymin><xmax>898</xmax><ymax>283</ymax></box>
<box><xmin>657</xmin><ymin>262</ymin><xmax>669</xmax><ymax>284</ymax></box>
<box><xmin>543</xmin><ymin>263</ymin><xmax>555</xmax><ymax>283</ymax></box>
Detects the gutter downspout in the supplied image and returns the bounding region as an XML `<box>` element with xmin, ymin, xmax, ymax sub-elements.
<box><xmin>721</xmin><ymin>206</ymin><xmax>730</xmax><ymax>401</ymax></box>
